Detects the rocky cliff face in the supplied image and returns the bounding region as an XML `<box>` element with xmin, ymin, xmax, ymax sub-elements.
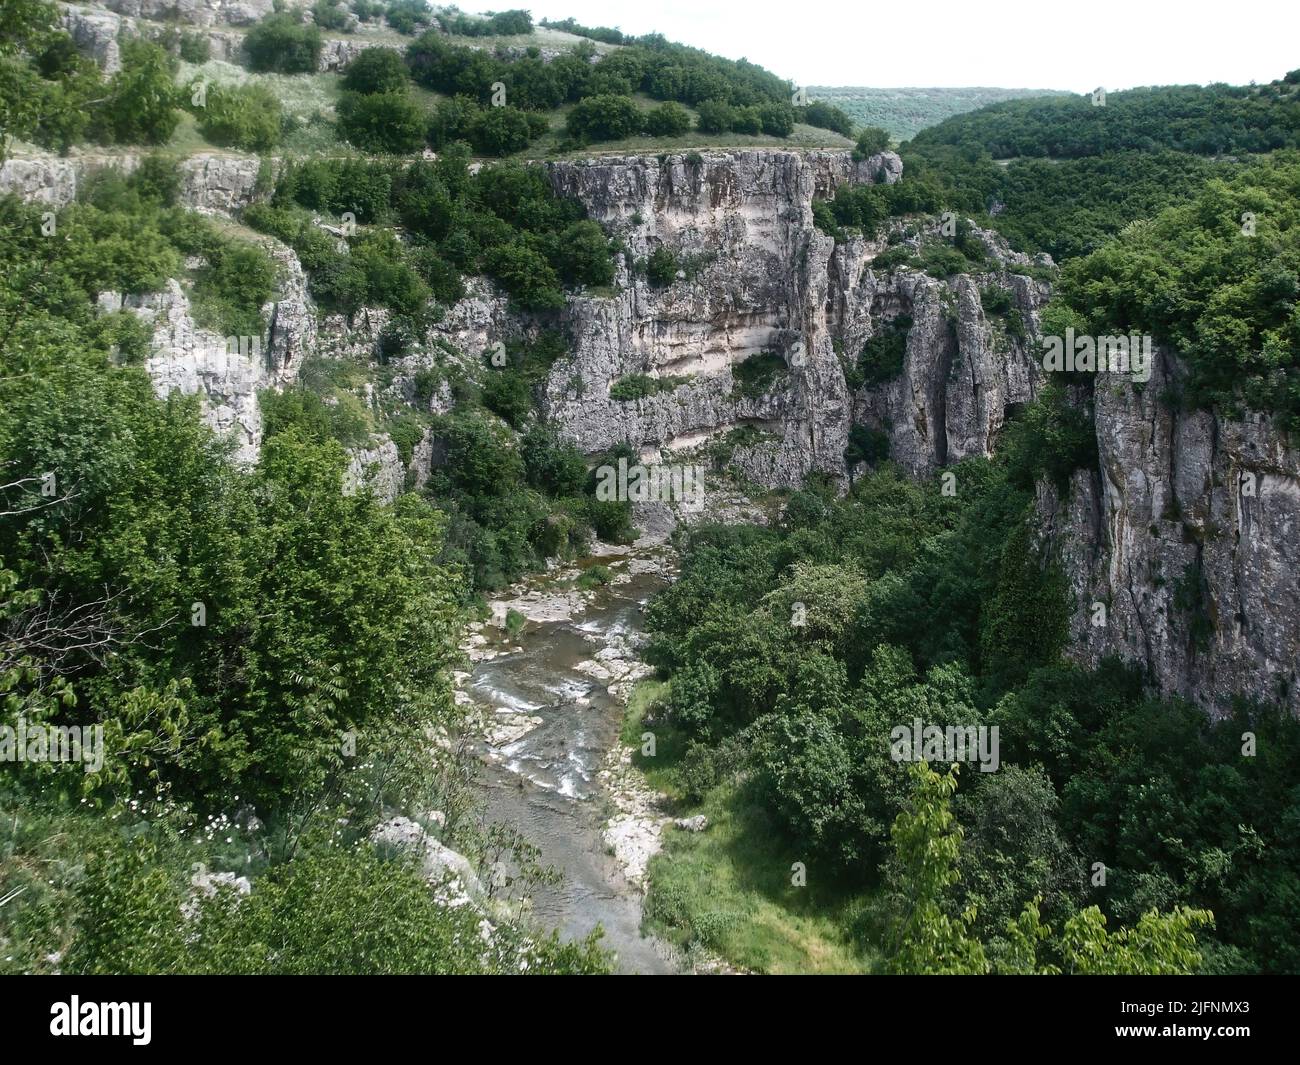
<box><xmin>1037</xmin><ymin>351</ymin><xmax>1300</xmax><ymax>715</ymax></box>
<box><xmin>827</xmin><ymin>220</ymin><xmax>1050</xmax><ymax>476</ymax></box>
<box><xmin>541</xmin><ymin>149</ymin><xmax>1045</xmax><ymax>484</ymax></box>
<box><xmin>539</xmin><ymin>150</ymin><xmax>857</xmax><ymax>485</ymax></box>
<box><xmin>0</xmin><ymin>151</ymin><xmax>263</xmax><ymax>212</ymax></box>
<box><xmin>97</xmin><ymin>232</ymin><xmax>308</xmax><ymax>465</ymax></box>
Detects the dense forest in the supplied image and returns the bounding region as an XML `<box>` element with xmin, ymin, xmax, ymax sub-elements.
<box><xmin>637</xmin><ymin>426</ymin><xmax>1299</xmax><ymax>973</ymax></box>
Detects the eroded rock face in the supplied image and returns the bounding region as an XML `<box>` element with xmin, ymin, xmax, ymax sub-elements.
<box><xmin>540</xmin><ymin>150</ymin><xmax>1045</xmax><ymax>487</ymax></box>
<box><xmin>123</xmin><ymin>278</ymin><xmax>268</xmax><ymax>464</ymax></box>
<box><xmin>1037</xmin><ymin>350</ymin><xmax>1300</xmax><ymax>715</ymax></box>
<box><xmin>831</xmin><ymin>220</ymin><xmax>1052</xmax><ymax>476</ymax></box>
<box><xmin>539</xmin><ymin>150</ymin><xmax>896</xmax><ymax>486</ymax></box>
<box><xmin>61</xmin><ymin>4</ymin><xmax>132</xmax><ymax>73</ymax></box>
<box><xmin>105</xmin><ymin>235</ymin><xmax>311</xmax><ymax>465</ymax></box>
<box><xmin>178</xmin><ymin>153</ymin><xmax>263</xmax><ymax>216</ymax></box>
<box><xmin>98</xmin><ymin>0</ymin><xmax>276</xmax><ymax>25</ymax></box>
<box><xmin>0</xmin><ymin>151</ymin><xmax>263</xmax><ymax>216</ymax></box>
<box><xmin>0</xmin><ymin>157</ymin><xmax>78</xmax><ymax>206</ymax></box>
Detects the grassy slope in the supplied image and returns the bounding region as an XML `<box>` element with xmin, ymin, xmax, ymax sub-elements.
<box><xmin>621</xmin><ymin>682</ymin><xmax>879</xmax><ymax>974</ymax></box>
<box><xmin>808</xmin><ymin>86</ymin><xmax>1071</xmax><ymax>141</ymax></box>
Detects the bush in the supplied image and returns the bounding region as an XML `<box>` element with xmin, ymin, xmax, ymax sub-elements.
<box><xmin>551</xmin><ymin>221</ymin><xmax>615</xmax><ymax>287</ymax></box>
<box><xmin>645</xmin><ymin>246</ymin><xmax>678</xmax><ymax>287</ymax></box>
<box><xmin>470</xmin><ymin>105</ymin><xmax>537</xmax><ymax>156</ymax></box>
<box><xmin>644</xmin><ymin>101</ymin><xmax>692</xmax><ymax>137</ymax></box>
<box><xmin>245</xmin><ymin>12</ymin><xmax>323</xmax><ymax>74</ymax></box>
<box><xmin>93</xmin><ymin>40</ymin><xmax>180</xmax><ymax>145</ymax></box>
<box><xmin>311</xmin><ymin>0</ymin><xmax>352</xmax><ymax>31</ymax></box>
<box><xmin>179</xmin><ymin>32</ymin><xmax>211</xmax><ymax>63</ymax></box>
<box><xmin>341</xmin><ymin>47</ymin><xmax>408</xmax><ymax>94</ymax></box>
<box><xmin>854</xmin><ymin>126</ymin><xmax>891</xmax><ymax>157</ymax></box>
<box><xmin>385</xmin><ymin>0</ymin><xmax>434</xmax><ymax>35</ymax></box>
<box><xmin>483</xmin><ymin>241</ymin><xmax>564</xmax><ymax>311</ymax></box>
<box><xmin>695</xmin><ymin>99</ymin><xmax>732</xmax><ymax>134</ymax></box>
<box><xmin>337</xmin><ymin>90</ymin><xmax>426</xmax><ymax>153</ymax></box>
<box><xmin>197</xmin><ymin>83</ymin><xmax>282</xmax><ymax>151</ymax></box>
<box><xmin>730</xmin><ymin>105</ymin><xmax>762</xmax><ymax>135</ymax></box>
<box><xmin>609</xmin><ymin>373</ymin><xmax>686</xmax><ymax>401</ymax></box>
<box><xmin>800</xmin><ymin>100</ymin><xmax>853</xmax><ymax>136</ymax></box>
<box><xmin>759</xmin><ymin>103</ymin><xmax>795</xmax><ymax>137</ymax></box>
<box><xmin>565</xmin><ymin>94</ymin><xmax>643</xmax><ymax>143</ymax></box>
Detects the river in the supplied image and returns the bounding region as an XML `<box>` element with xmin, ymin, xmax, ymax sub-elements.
<box><xmin>463</xmin><ymin>551</ymin><xmax>679</xmax><ymax>975</ymax></box>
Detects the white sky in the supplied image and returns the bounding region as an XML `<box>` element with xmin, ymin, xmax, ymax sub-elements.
<box><xmin>461</xmin><ymin>0</ymin><xmax>1300</xmax><ymax>91</ymax></box>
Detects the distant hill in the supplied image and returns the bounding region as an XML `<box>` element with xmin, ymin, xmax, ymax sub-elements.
<box><xmin>806</xmin><ymin>86</ymin><xmax>1070</xmax><ymax>141</ymax></box>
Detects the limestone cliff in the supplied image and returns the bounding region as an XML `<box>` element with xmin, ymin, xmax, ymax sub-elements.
<box><xmin>1037</xmin><ymin>351</ymin><xmax>1300</xmax><ymax>715</ymax></box>
<box><xmin>540</xmin><ymin>149</ymin><xmax>1045</xmax><ymax>484</ymax></box>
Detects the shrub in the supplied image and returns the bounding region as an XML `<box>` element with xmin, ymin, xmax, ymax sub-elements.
<box><xmin>179</xmin><ymin>32</ymin><xmax>211</xmax><ymax>63</ymax></box>
<box><xmin>483</xmin><ymin>241</ymin><xmax>565</xmax><ymax>311</ymax></box>
<box><xmin>730</xmin><ymin>351</ymin><xmax>787</xmax><ymax>399</ymax></box>
<box><xmin>609</xmin><ymin>373</ymin><xmax>686</xmax><ymax>401</ymax></box>
<box><xmin>645</xmin><ymin>246</ymin><xmax>678</xmax><ymax>287</ymax></box>
<box><xmin>197</xmin><ymin>83</ymin><xmax>282</xmax><ymax>151</ymax></box>
<box><xmin>245</xmin><ymin>12</ymin><xmax>323</xmax><ymax>74</ymax></box>
<box><xmin>337</xmin><ymin>90</ymin><xmax>426</xmax><ymax>153</ymax></box>
<box><xmin>470</xmin><ymin>105</ymin><xmax>536</xmax><ymax>156</ymax></box>
<box><xmin>311</xmin><ymin>0</ymin><xmax>352</xmax><ymax>31</ymax></box>
<box><xmin>800</xmin><ymin>100</ymin><xmax>853</xmax><ymax>136</ymax></box>
<box><xmin>94</xmin><ymin>40</ymin><xmax>180</xmax><ymax>145</ymax></box>
<box><xmin>759</xmin><ymin>103</ymin><xmax>795</xmax><ymax>137</ymax></box>
<box><xmin>694</xmin><ymin>99</ymin><xmax>732</xmax><ymax>134</ymax></box>
<box><xmin>730</xmin><ymin>106</ymin><xmax>762</xmax><ymax>135</ymax></box>
<box><xmin>341</xmin><ymin>47</ymin><xmax>408</xmax><ymax>95</ymax></box>
<box><xmin>857</xmin><ymin>315</ymin><xmax>912</xmax><ymax>385</ymax></box>
<box><xmin>551</xmin><ymin>221</ymin><xmax>615</xmax><ymax>287</ymax></box>
<box><xmin>644</xmin><ymin>101</ymin><xmax>692</xmax><ymax>137</ymax></box>
<box><xmin>565</xmin><ymin>94</ymin><xmax>643</xmax><ymax>142</ymax></box>
<box><xmin>854</xmin><ymin>126</ymin><xmax>891</xmax><ymax>158</ymax></box>
<box><xmin>385</xmin><ymin>0</ymin><xmax>434</xmax><ymax>36</ymax></box>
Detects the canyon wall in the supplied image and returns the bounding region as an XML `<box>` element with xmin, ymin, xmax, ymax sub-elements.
<box><xmin>1038</xmin><ymin>351</ymin><xmax>1300</xmax><ymax>715</ymax></box>
<box><xmin>4</xmin><ymin>132</ymin><xmax>1295</xmax><ymax>712</ymax></box>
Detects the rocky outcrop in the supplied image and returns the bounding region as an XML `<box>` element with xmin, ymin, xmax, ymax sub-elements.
<box><xmin>61</xmin><ymin>4</ymin><xmax>133</xmax><ymax>73</ymax></box>
<box><xmin>99</xmin><ymin>0</ymin><xmax>275</xmax><ymax>25</ymax></box>
<box><xmin>102</xmin><ymin>235</ymin><xmax>309</xmax><ymax>464</ymax></box>
<box><xmin>831</xmin><ymin>219</ymin><xmax>1051</xmax><ymax>476</ymax></box>
<box><xmin>372</xmin><ymin>815</ymin><xmax>484</xmax><ymax>904</ymax></box>
<box><xmin>344</xmin><ymin>436</ymin><xmax>405</xmax><ymax>502</ymax></box>
<box><xmin>0</xmin><ymin>157</ymin><xmax>78</xmax><ymax>206</ymax></box>
<box><xmin>318</xmin><ymin>37</ymin><xmax>377</xmax><ymax>73</ymax></box>
<box><xmin>1037</xmin><ymin>350</ymin><xmax>1300</xmax><ymax>715</ymax></box>
<box><xmin>122</xmin><ymin>278</ymin><xmax>268</xmax><ymax>464</ymax></box>
<box><xmin>179</xmin><ymin>153</ymin><xmax>264</xmax><ymax>216</ymax></box>
<box><xmin>539</xmin><ymin>150</ymin><xmax>901</xmax><ymax>486</ymax></box>
<box><xmin>540</xmin><ymin>149</ymin><xmax>1044</xmax><ymax>486</ymax></box>
<box><xmin>0</xmin><ymin>151</ymin><xmax>262</xmax><ymax>215</ymax></box>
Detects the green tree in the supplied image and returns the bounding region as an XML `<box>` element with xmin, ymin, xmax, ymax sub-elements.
<box><xmin>337</xmin><ymin>89</ymin><xmax>426</xmax><ymax>153</ymax></box>
<box><xmin>94</xmin><ymin>39</ymin><xmax>180</xmax><ymax>145</ymax></box>
<box><xmin>565</xmin><ymin>94</ymin><xmax>643</xmax><ymax>142</ymax></box>
<box><xmin>644</xmin><ymin>101</ymin><xmax>691</xmax><ymax>137</ymax></box>
<box><xmin>245</xmin><ymin>11</ymin><xmax>323</xmax><ymax>74</ymax></box>
<box><xmin>341</xmin><ymin>46</ymin><xmax>409</xmax><ymax>94</ymax></box>
<box><xmin>197</xmin><ymin>83</ymin><xmax>282</xmax><ymax>151</ymax></box>
<box><xmin>886</xmin><ymin>763</ymin><xmax>990</xmax><ymax>974</ymax></box>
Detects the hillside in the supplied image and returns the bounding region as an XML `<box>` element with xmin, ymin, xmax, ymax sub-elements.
<box><xmin>807</xmin><ymin>85</ymin><xmax>1070</xmax><ymax>140</ymax></box>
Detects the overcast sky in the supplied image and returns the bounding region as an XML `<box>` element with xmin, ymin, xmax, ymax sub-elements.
<box><xmin>466</xmin><ymin>0</ymin><xmax>1300</xmax><ymax>91</ymax></box>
